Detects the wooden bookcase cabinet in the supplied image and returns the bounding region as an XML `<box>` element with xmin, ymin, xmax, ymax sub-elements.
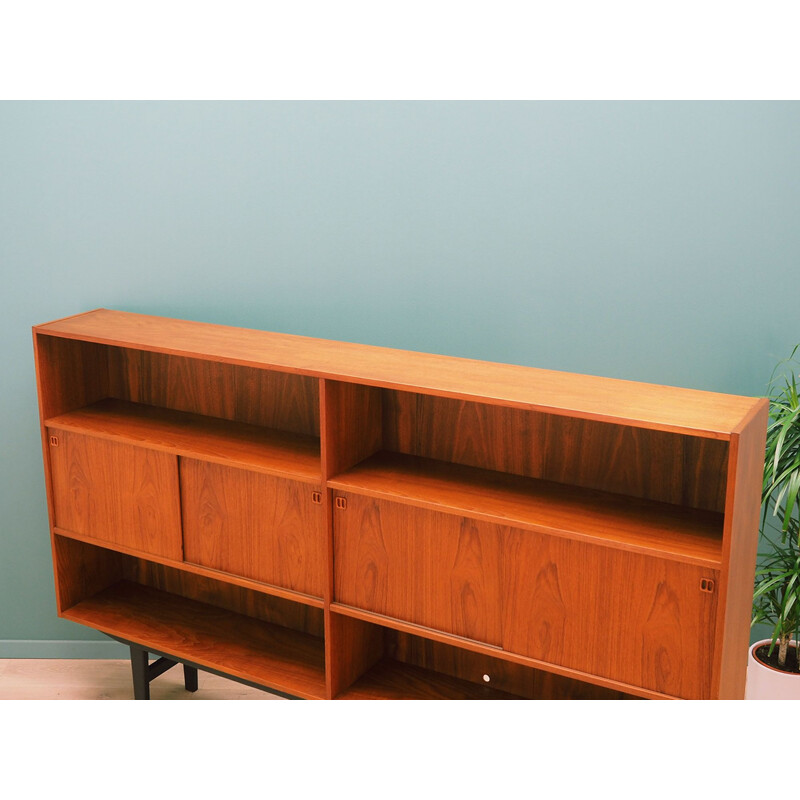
<box><xmin>33</xmin><ymin>309</ymin><xmax>768</xmax><ymax>700</ymax></box>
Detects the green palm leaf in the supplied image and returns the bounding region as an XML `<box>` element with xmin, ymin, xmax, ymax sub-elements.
<box><xmin>753</xmin><ymin>345</ymin><xmax>800</xmax><ymax>668</ymax></box>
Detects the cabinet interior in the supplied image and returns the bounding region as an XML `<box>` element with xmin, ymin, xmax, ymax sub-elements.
<box><xmin>329</xmin><ymin>385</ymin><xmax>729</xmax><ymax>513</ymax></box>
<box><xmin>330</xmin><ymin>611</ymin><xmax>637</xmax><ymax>700</ymax></box>
<box><xmin>54</xmin><ymin>535</ymin><xmax>327</xmax><ymax>698</ymax></box>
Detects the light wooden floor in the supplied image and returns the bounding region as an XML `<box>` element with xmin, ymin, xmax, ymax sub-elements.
<box><xmin>0</xmin><ymin>659</ymin><xmax>284</xmax><ymax>700</ymax></box>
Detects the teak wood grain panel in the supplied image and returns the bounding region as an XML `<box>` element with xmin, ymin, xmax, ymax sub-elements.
<box><xmin>34</xmin><ymin>335</ymin><xmax>110</xmax><ymax>420</ymax></box>
<box><xmin>47</xmin><ymin>429</ymin><xmax>182</xmax><ymax>560</ymax></box>
<box><xmin>541</xmin><ymin>414</ymin><xmax>728</xmax><ymax>513</ymax></box>
<box><xmin>108</xmin><ymin>347</ymin><xmax>320</xmax><ymax>436</ymax></box>
<box><xmin>383</xmin><ymin>390</ymin><xmax>543</xmax><ymax>478</ymax></box>
<box><xmin>53</xmin><ymin>534</ymin><xmax>126</xmax><ymax>615</ymax></box>
<box><xmin>333</xmin><ymin>495</ymin><xmax>504</xmax><ymax>646</ymax></box>
<box><xmin>384</xmin><ymin>390</ymin><xmax>728</xmax><ymax>512</ymax></box>
<box><xmin>326</xmin><ymin>611</ymin><xmax>384</xmax><ymax>698</ymax></box>
<box><xmin>37</xmin><ymin>309</ymin><xmax>761</xmax><ymax>437</ymax></box>
<box><xmin>181</xmin><ymin>459</ymin><xmax>325</xmax><ymax>598</ymax></box>
<box><xmin>502</xmin><ymin>531</ymin><xmax>719</xmax><ymax>699</ymax></box>
<box><xmin>321</xmin><ymin>380</ymin><xmax>382</xmax><ymax>479</ymax></box>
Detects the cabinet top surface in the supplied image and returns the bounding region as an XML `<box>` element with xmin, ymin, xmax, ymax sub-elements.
<box><xmin>35</xmin><ymin>309</ymin><xmax>765</xmax><ymax>438</ymax></box>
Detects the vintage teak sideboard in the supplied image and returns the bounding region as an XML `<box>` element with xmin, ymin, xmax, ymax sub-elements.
<box><xmin>32</xmin><ymin>309</ymin><xmax>768</xmax><ymax>700</ymax></box>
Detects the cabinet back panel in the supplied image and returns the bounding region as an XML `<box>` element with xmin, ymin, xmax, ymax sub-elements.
<box><xmin>108</xmin><ymin>348</ymin><xmax>320</xmax><ymax>436</ymax></box>
<box><xmin>383</xmin><ymin>390</ymin><xmax>728</xmax><ymax>512</ymax></box>
<box><xmin>53</xmin><ymin>535</ymin><xmax>127</xmax><ymax>613</ymax></box>
<box><xmin>123</xmin><ymin>559</ymin><xmax>324</xmax><ymax>637</ymax></box>
<box><xmin>52</xmin><ymin>536</ymin><xmax>324</xmax><ymax>637</ymax></box>
<box><xmin>388</xmin><ymin>631</ymin><xmax>637</xmax><ymax>700</ymax></box>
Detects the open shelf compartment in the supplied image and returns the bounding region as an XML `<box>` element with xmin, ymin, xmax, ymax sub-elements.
<box><xmin>328</xmin><ymin>450</ymin><xmax>724</xmax><ymax>566</ymax></box>
<box><xmin>46</xmin><ymin>398</ymin><xmax>321</xmax><ymax>482</ymax></box>
<box><xmin>55</xmin><ymin>535</ymin><xmax>327</xmax><ymax>699</ymax></box>
<box><xmin>322</xmin><ymin>382</ymin><xmax>728</xmax><ymax>568</ymax></box>
<box><xmin>36</xmin><ymin>335</ymin><xmax>323</xmax><ymax>482</ymax></box>
<box><xmin>329</xmin><ymin>610</ymin><xmax>638</xmax><ymax>700</ymax></box>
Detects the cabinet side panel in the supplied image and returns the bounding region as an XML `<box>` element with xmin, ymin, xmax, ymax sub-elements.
<box><xmin>327</xmin><ymin>613</ymin><xmax>385</xmax><ymax>698</ymax></box>
<box><xmin>36</xmin><ymin>335</ymin><xmax>109</xmax><ymax>419</ymax></box>
<box><xmin>34</xmin><ymin>334</ymin><xmax>111</xmax><ymax>615</ymax></box>
<box><xmin>682</xmin><ymin>436</ymin><xmax>729</xmax><ymax>512</ymax></box>
<box><xmin>53</xmin><ymin>535</ymin><xmax>126</xmax><ymax>613</ymax></box>
<box><xmin>715</xmin><ymin>400</ymin><xmax>769</xmax><ymax>698</ymax></box>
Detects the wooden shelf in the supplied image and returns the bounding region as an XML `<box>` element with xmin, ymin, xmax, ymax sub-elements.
<box><xmin>62</xmin><ymin>581</ymin><xmax>327</xmax><ymax>699</ymax></box>
<box><xmin>328</xmin><ymin>451</ymin><xmax>724</xmax><ymax>566</ymax></box>
<box><xmin>330</xmin><ymin>603</ymin><xmax>673</xmax><ymax>700</ymax></box>
<box><xmin>45</xmin><ymin>398</ymin><xmax>321</xmax><ymax>483</ymax></box>
<box><xmin>337</xmin><ymin>658</ymin><xmax>521</xmax><ymax>700</ymax></box>
<box><xmin>54</xmin><ymin>527</ymin><xmax>325</xmax><ymax>608</ymax></box>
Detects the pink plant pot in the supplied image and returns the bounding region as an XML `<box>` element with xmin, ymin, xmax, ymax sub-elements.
<box><xmin>746</xmin><ymin>639</ymin><xmax>800</xmax><ymax>699</ymax></box>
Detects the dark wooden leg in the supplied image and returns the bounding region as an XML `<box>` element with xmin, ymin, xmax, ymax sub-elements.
<box><xmin>130</xmin><ymin>645</ymin><xmax>150</xmax><ymax>700</ymax></box>
<box><xmin>183</xmin><ymin>664</ymin><xmax>199</xmax><ymax>692</ymax></box>
<box><xmin>129</xmin><ymin>644</ymin><xmax>199</xmax><ymax>698</ymax></box>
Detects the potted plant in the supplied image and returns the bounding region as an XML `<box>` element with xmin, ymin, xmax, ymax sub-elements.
<box><xmin>748</xmin><ymin>345</ymin><xmax>800</xmax><ymax>698</ymax></box>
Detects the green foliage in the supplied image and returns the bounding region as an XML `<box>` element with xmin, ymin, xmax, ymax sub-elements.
<box><xmin>753</xmin><ymin>345</ymin><xmax>800</xmax><ymax>668</ymax></box>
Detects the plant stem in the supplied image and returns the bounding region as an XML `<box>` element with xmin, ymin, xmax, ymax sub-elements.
<box><xmin>779</xmin><ymin>633</ymin><xmax>789</xmax><ymax>668</ymax></box>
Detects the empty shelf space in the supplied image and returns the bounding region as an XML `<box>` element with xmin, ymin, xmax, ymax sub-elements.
<box><xmin>328</xmin><ymin>451</ymin><xmax>724</xmax><ymax>566</ymax></box>
<box><xmin>62</xmin><ymin>581</ymin><xmax>327</xmax><ymax>699</ymax></box>
<box><xmin>337</xmin><ymin>658</ymin><xmax>521</xmax><ymax>700</ymax></box>
<box><xmin>45</xmin><ymin>398</ymin><xmax>321</xmax><ymax>482</ymax></box>
<box><xmin>54</xmin><ymin>526</ymin><xmax>325</xmax><ymax>609</ymax></box>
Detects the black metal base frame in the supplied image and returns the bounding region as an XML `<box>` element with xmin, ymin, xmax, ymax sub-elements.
<box><xmin>129</xmin><ymin>646</ymin><xmax>197</xmax><ymax>700</ymax></box>
<box><xmin>109</xmin><ymin>635</ymin><xmax>300</xmax><ymax>700</ymax></box>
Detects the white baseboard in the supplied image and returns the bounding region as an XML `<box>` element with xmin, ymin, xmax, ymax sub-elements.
<box><xmin>0</xmin><ymin>640</ymin><xmax>130</xmax><ymax>658</ymax></box>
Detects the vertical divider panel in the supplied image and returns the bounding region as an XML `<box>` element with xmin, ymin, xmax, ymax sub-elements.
<box><xmin>327</xmin><ymin>613</ymin><xmax>385</xmax><ymax>698</ymax></box>
<box><xmin>321</xmin><ymin>380</ymin><xmax>383</xmax><ymax>479</ymax></box>
<box><xmin>320</xmin><ymin>379</ymin><xmax>384</xmax><ymax>697</ymax></box>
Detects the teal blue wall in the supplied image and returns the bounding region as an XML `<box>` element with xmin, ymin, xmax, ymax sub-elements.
<box><xmin>2</xmin><ymin>102</ymin><xmax>798</xmax><ymax>656</ymax></box>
